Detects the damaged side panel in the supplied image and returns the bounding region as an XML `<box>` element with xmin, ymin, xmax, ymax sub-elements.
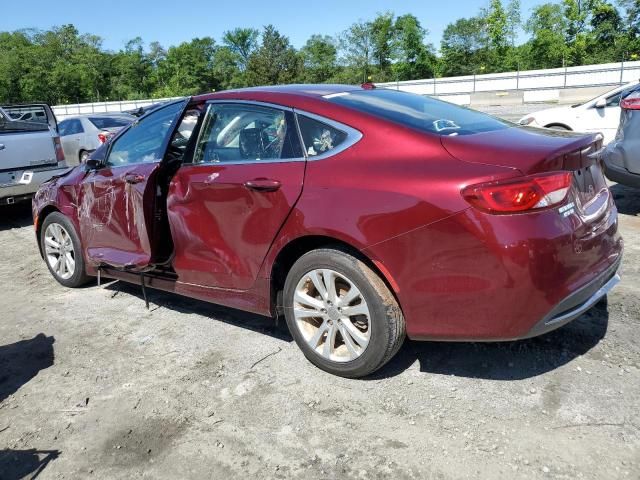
<box><xmin>78</xmin><ymin>163</ymin><xmax>160</xmax><ymax>270</ymax></box>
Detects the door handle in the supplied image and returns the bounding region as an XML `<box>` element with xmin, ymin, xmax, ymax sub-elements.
<box><xmin>124</xmin><ymin>173</ymin><xmax>146</xmax><ymax>184</ymax></box>
<box><xmin>244</xmin><ymin>178</ymin><xmax>281</xmax><ymax>192</ymax></box>
<box><xmin>0</xmin><ymin>144</ymin><xmax>5</xmax><ymax>151</ymax></box>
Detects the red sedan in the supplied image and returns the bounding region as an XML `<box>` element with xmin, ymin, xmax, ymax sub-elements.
<box><xmin>32</xmin><ymin>85</ymin><xmax>623</xmax><ymax>378</ymax></box>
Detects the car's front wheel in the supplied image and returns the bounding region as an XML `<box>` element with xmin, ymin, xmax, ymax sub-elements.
<box><xmin>283</xmin><ymin>248</ymin><xmax>405</xmax><ymax>378</ymax></box>
<box><xmin>40</xmin><ymin>212</ymin><xmax>91</xmax><ymax>288</ymax></box>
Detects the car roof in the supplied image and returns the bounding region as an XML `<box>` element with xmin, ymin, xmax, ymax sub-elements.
<box><xmin>192</xmin><ymin>84</ymin><xmax>365</xmax><ymax>103</ymax></box>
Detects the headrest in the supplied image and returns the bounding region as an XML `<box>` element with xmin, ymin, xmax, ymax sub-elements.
<box><xmin>239</xmin><ymin>128</ymin><xmax>263</xmax><ymax>159</ymax></box>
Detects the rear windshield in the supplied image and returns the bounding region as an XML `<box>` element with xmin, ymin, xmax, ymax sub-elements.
<box><xmin>89</xmin><ymin>116</ymin><xmax>131</xmax><ymax>129</ymax></box>
<box><xmin>327</xmin><ymin>89</ymin><xmax>510</xmax><ymax>136</ymax></box>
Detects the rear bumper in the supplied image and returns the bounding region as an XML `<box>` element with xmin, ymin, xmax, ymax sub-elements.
<box><xmin>604</xmin><ymin>161</ymin><xmax>640</xmax><ymax>189</ymax></box>
<box><xmin>520</xmin><ymin>259</ymin><xmax>620</xmax><ymax>339</ymax></box>
<box><xmin>366</xmin><ymin>198</ymin><xmax>623</xmax><ymax>341</ymax></box>
<box><xmin>0</xmin><ymin>165</ymin><xmax>70</xmax><ymax>204</ymax></box>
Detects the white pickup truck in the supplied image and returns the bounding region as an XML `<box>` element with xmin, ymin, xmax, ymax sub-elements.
<box><xmin>0</xmin><ymin>104</ymin><xmax>69</xmax><ymax>205</ymax></box>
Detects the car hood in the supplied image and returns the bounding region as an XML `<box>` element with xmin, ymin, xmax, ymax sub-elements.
<box><xmin>441</xmin><ymin>125</ymin><xmax>602</xmax><ymax>174</ymax></box>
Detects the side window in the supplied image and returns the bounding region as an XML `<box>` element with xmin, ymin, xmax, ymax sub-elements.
<box><xmin>59</xmin><ymin>119</ymin><xmax>83</xmax><ymax>136</ymax></box>
<box><xmin>58</xmin><ymin>120</ymin><xmax>70</xmax><ymax>136</ymax></box>
<box><xmin>297</xmin><ymin>115</ymin><xmax>347</xmax><ymax>157</ymax></box>
<box><xmin>606</xmin><ymin>93</ymin><xmax>622</xmax><ymax>107</ymax></box>
<box><xmin>106</xmin><ymin>102</ymin><xmax>184</xmax><ymax>167</ymax></box>
<box><xmin>193</xmin><ymin>103</ymin><xmax>302</xmax><ymax>164</ymax></box>
<box><xmin>69</xmin><ymin>119</ymin><xmax>84</xmax><ymax>134</ymax></box>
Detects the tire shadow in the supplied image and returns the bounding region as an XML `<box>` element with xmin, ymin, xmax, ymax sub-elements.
<box><xmin>0</xmin><ymin>449</ymin><xmax>60</xmax><ymax>480</ymax></box>
<box><xmin>0</xmin><ymin>334</ymin><xmax>55</xmax><ymax>403</ymax></box>
<box><xmin>371</xmin><ymin>299</ymin><xmax>609</xmax><ymax>381</ymax></box>
<box><xmin>611</xmin><ymin>183</ymin><xmax>640</xmax><ymax>216</ymax></box>
<box><xmin>103</xmin><ymin>281</ymin><xmax>293</xmax><ymax>343</ymax></box>
<box><xmin>0</xmin><ymin>202</ymin><xmax>33</xmax><ymax>232</ymax></box>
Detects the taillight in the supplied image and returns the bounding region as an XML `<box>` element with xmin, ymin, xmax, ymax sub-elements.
<box><xmin>98</xmin><ymin>133</ymin><xmax>108</xmax><ymax>144</ymax></box>
<box><xmin>53</xmin><ymin>136</ymin><xmax>65</xmax><ymax>162</ymax></box>
<box><xmin>621</xmin><ymin>92</ymin><xmax>640</xmax><ymax>110</ymax></box>
<box><xmin>462</xmin><ymin>172</ymin><xmax>572</xmax><ymax>214</ymax></box>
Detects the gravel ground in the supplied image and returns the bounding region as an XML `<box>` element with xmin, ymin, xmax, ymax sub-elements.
<box><xmin>1</xmin><ymin>163</ymin><xmax>639</xmax><ymax>477</ymax></box>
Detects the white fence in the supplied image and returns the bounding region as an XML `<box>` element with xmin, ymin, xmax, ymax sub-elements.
<box><xmin>52</xmin><ymin>97</ymin><xmax>182</xmax><ymax>120</ymax></box>
<box><xmin>377</xmin><ymin>61</ymin><xmax>640</xmax><ymax>102</ymax></box>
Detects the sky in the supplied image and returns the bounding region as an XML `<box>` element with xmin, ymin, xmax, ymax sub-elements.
<box><xmin>1</xmin><ymin>0</ymin><xmax>543</xmax><ymax>52</ymax></box>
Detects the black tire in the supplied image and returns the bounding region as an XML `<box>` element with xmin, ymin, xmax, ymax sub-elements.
<box><xmin>40</xmin><ymin>212</ymin><xmax>91</xmax><ymax>288</ymax></box>
<box><xmin>283</xmin><ymin>248</ymin><xmax>405</xmax><ymax>378</ymax></box>
<box><xmin>546</xmin><ymin>124</ymin><xmax>571</xmax><ymax>131</ymax></box>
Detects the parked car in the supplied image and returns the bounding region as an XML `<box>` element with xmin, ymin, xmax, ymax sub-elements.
<box><xmin>33</xmin><ymin>85</ymin><xmax>623</xmax><ymax>378</ymax></box>
<box><xmin>124</xmin><ymin>102</ymin><xmax>167</xmax><ymax>118</ymax></box>
<box><xmin>0</xmin><ymin>104</ymin><xmax>68</xmax><ymax>206</ymax></box>
<box><xmin>518</xmin><ymin>81</ymin><xmax>640</xmax><ymax>144</ymax></box>
<box><xmin>603</xmin><ymin>84</ymin><xmax>640</xmax><ymax>188</ymax></box>
<box><xmin>58</xmin><ymin>114</ymin><xmax>135</xmax><ymax>165</ymax></box>
<box><xmin>1</xmin><ymin>104</ymin><xmax>51</xmax><ymax>125</ymax></box>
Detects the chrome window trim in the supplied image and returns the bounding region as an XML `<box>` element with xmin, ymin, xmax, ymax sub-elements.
<box><xmin>293</xmin><ymin>109</ymin><xmax>363</xmax><ymax>161</ymax></box>
<box><xmin>190</xmin><ymin>100</ymin><xmax>306</xmax><ymax>166</ymax></box>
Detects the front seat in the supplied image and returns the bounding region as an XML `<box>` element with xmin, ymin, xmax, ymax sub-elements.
<box><xmin>239</xmin><ymin>128</ymin><xmax>264</xmax><ymax>159</ymax></box>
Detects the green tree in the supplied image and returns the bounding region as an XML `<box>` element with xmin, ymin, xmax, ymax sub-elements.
<box><xmin>110</xmin><ymin>37</ymin><xmax>153</xmax><ymax>100</ymax></box>
<box><xmin>440</xmin><ymin>17</ymin><xmax>489</xmax><ymax>76</ymax></box>
<box><xmin>370</xmin><ymin>12</ymin><xmax>396</xmax><ymax>80</ymax></box>
<box><xmin>300</xmin><ymin>35</ymin><xmax>338</xmax><ymax>83</ymax></box>
<box><xmin>392</xmin><ymin>14</ymin><xmax>436</xmax><ymax>80</ymax></box>
<box><xmin>245</xmin><ymin>25</ymin><xmax>302</xmax><ymax>86</ymax></box>
<box><xmin>222</xmin><ymin>27</ymin><xmax>259</xmax><ymax>71</ymax></box>
<box><xmin>524</xmin><ymin>3</ymin><xmax>569</xmax><ymax>68</ymax></box>
<box><xmin>340</xmin><ymin>20</ymin><xmax>374</xmax><ymax>82</ymax></box>
<box><xmin>588</xmin><ymin>0</ymin><xmax>624</xmax><ymax>62</ymax></box>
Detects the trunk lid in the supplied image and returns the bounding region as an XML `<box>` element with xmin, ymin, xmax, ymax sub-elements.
<box><xmin>443</xmin><ymin>125</ymin><xmax>610</xmax><ymax>227</ymax></box>
<box><xmin>441</xmin><ymin>125</ymin><xmax>602</xmax><ymax>175</ymax></box>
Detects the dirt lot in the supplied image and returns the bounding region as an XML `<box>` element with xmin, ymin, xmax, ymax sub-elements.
<box><xmin>0</xmin><ymin>181</ymin><xmax>639</xmax><ymax>479</ymax></box>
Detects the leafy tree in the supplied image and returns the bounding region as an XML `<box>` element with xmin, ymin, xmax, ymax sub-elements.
<box><xmin>370</xmin><ymin>12</ymin><xmax>396</xmax><ymax>80</ymax></box>
<box><xmin>588</xmin><ymin>0</ymin><xmax>624</xmax><ymax>61</ymax></box>
<box><xmin>300</xmin><ymin>35</ymin><xmax>338</xmax><ymax>83</ymax></box>
<box><xmin>340</xmin><ymin>20</ymin><xmax>375</xmax><ymax>82</ymax></box>
<box><xmin>392</xmin><ymin>14</ymin><xmax>436</xmax><ymax>80</ymax></box>
<box><xmin>524</xmin><ymin>3</ymin><xmax>569</xmax><ymax>68</ymax></box>
<box><xmin>154</xmin><ymin>37</ymin><xmax>217</xmax><ymax>97</ymax></box>
<box><xmin>440</xmin><ymin>17</ymin><xmax>490</xmax><ymax>76</ymax></box>
<box><xmin>222</xmin><ymin>27</ymin><xmax>259</xmax><ymax>71</ymax></box>
<box><xmin>245</xmin><ymin>25</ymin><xmax>302</xmax><ymax>86</ymax></box>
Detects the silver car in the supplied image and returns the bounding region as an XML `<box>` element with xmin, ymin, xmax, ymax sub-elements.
<box><xmin>604</xmin><ymin>85</ymin><xmax>640</xmax><ymax>188</ymax></box>
<box><xmin>58</xmin><ymin>114</ymin><xmax>135</xmax><ymax>165</ymax></box>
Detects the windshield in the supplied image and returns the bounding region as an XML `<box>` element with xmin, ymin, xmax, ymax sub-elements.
<box><xmin>89</xmin><ymin>116</ymin><xmax>132</xmax><ymax>129</ymax></box>
<box><xmin>573</xmin><ymin>82</ymin><xmax>639</xmax><ymax>108</ymax></box>
<box><xmin>327</xmin><ymin>89</ymin><xmax>509</xmax><ymax>136</ymax></box>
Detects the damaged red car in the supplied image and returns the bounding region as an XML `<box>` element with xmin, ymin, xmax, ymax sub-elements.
<box><xmin>33</xmin><ymin>85</ymin><xmax>623</xmax><ymax>378</ymax></box>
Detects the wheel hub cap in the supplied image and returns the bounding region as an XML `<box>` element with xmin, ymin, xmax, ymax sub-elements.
<box><xmin>44</xmin><ymin>223</ymin><xmax>76</xmax><ymax>280</ymax></box>
<box><xmin>293</xmin><ymin>269</ymin><xmax>371</xmax><ymax>363</ymax></box>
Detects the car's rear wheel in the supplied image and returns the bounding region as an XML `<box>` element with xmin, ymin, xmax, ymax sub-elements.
<box><xmin>283</xmin><ymin>248</ymin><xmax>405</xmax><ymax>378</ymax></box>
<box><xmin>40</xmin><ymin>212</ymin><xmax>91</xmax><ymax>288</ymax></box>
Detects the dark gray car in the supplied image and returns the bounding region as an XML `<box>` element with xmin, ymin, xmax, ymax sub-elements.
<box><xmin>604</xmin><ymin>85</ymin><xmax>640</xmax><ymax>188</ymax></box>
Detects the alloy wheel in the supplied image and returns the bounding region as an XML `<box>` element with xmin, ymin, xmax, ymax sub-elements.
<box><xmin>44</xmin><ymin>223</ymin><xmax>76</xmax><ymax>280</ymax></box>
<box><xmin>293</xmin><ymin>269</ymin><xmax>371</xmax><ymax>362</ymax></box>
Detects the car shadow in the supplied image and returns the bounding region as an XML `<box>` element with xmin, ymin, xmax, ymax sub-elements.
<box><xmin>103</xmin><ymin>281</ymin><xmax>293</xmax><ymax>343</ymax></box>
<box><xmin>0</xmin><ymin>334</ymin><xmax>55</xmax><ymax>403</ymax></box>
<box><xmin>0</xmin><ymin>202</ymin><xmax>34</xmax><ymax>232</ymax></box>
<box><xmin>0</xmin><ymin>449</ymin><xmax>60</xmax><ymax>480</ymax></box>
<box><xmin>371</xmin><ymin>299</ymin><xmax>609</xmax><ymax>381</ymax></box>
<box><xmin>611</xmin><ymin>183</ymin><xmax>640</xmax><ymax>216</ymax></box>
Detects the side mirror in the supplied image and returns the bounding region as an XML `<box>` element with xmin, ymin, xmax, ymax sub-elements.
<box><xmin>595</xmin><ymin>98</ymin><xmax>607</xmax><ymax>109</ymax></box>
<box><xmin>84</xmin><ymin>158</ymin><xmax>103</xmax><ymax>171</ymax></box>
